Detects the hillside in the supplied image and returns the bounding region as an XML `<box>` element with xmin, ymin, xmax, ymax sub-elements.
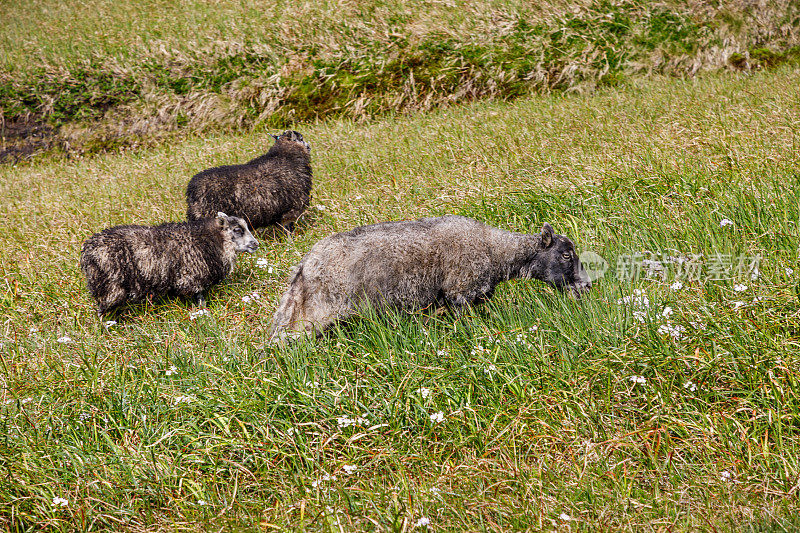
<box><xmin>1</xmin><ymin>0</ymin><xmax>799</xmax><ymax>161</ymax></box>
<box><xmin>1</xmin><ymin>63</ymin><xmax>799</xmax><ymax>530</ymax></box>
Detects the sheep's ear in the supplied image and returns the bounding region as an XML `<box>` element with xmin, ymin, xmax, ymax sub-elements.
<box><xmin>216</xmin><ymin>212</ymin><xmax>229</xmax><ymax>227</ymax></box>
<box><xmin>541</xmin><ymin>223</ymin><xmax>554</xmax><ymax>248</ymax></box>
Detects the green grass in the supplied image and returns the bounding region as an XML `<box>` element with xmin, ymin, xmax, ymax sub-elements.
<box><xmin>1</xmin><ymin>66</ymin><xmax>800</xmax><ymax>530</ymax></box>
<box><xmin>1</xmin><ymin>0</ymin><xmax>799</xmax><ymax>158</ymax></box>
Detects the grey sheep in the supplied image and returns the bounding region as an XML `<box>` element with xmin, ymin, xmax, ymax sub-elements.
<box><xmin>269</xmin><ymin>215</ymin><xmax>591</xmax><ymax>339</ymax></box>
<box><xmin>186</xmin><ymin>130</ymin><xmax>312</xmax><ymax>233</ymax></box>
<box><xmin>80</xmin><ymin>213</ymin><xmax>258</xmax><ymax>317</ymax></box>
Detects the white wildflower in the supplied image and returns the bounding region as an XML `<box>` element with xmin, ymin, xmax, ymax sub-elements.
<box><xmin>661</xmin><ymin>306</ymin><xmax>673</xmax><ymax>318</ymax></box>
<box><xmin>731</xmin><ymin>301</ymin><xmax>746</xmax><ymax>310</ymax></box>
<box><xmin>415</xmin><ymin>517</ymin><xmax>431</xmax><ymax>527</ymax></box>
<box><xmin>629</xmin><ymin>375</ymin><xmax>646</xmax><ymax>385</ymax></box>
<box><xmin>241</xmin><ymin>291</ymin><xmax>260</xmax><ymax>303</ymax></box>
<box><xmin>670</xmin><ymin>281</ymin><xmax>683</xmax><ymax>291</ymax></box>
<box><xmin>286</xmin><ymin>427</ymin><xmax>296</xmax><ymax>435</ymax></box>
<box><xmin>733</xmin><ymin>284</ymin><xmax>747</xmax><ymax>292</ymax></box>
<box><xmin>255</xmin><ymin>258</ymin><xmax>273</xmax><ymax>272</ymax></box>
<box><xmin>189</xmin><ymin>309</ymin><xmax>209</xmax><ymax>320</ymax></box>
<box><xmin>104</xmin><ymin>320</ymin><xmax>118</xmax><ymax>328</ymax></box>
<box><xmin>417</xmin><ymin>387</ymin><xmax>431</xmax><ymax>399</ymax></box>
<box><xmin>750</xmin><ymin>268</ymin><xmax>759</xmax><ymax>281</ymax></box>
<box><xmin>514</xmin><ymin>333</ymin><xmax>533</xmax><ymax>347</ymax></box>
<box><xmin>316</xmin><ymin>204</ymin><xmax>327</xmax><ymax>211</ymax></box>
<box><xmin>336</xmin><ymin>415</ymin><xmax>367</xmax><ymax>429</ymax></box>
<box><xmin>165</xmin><ymin>365</ymin><xmax>177</xmax><ymax>376</ymax></box>
<box><xmin>720</xmin><ymin>218</ymin><xmax>734</xmax><ymax>227</ymax></box>
<box><xmin>559</xmin><ymin>513</ymin><xmax>572</xmax><ymax>521</ymax></box>
<box><xmin>305</xmin><ymin>380</ymin><xmax>320</xmax><ymax>388</ymax></box>
<box><xmin>429</xmin><ymin>487</ymin><xmax>441</xmax><ymax>495</ymax></box>
<box><xmin>197</xmin><ymin>500</ymin><xmax>208</xmax><ymax>506</ymax></box>
<box><xmin>632</xmin><ymin>310</ymin><xmax>647</xmax><ymax>323</ymax></box>
<box><xmin>52</xmin><ymin>496</ymin><xmax>69</xmax><ymax>508</ymax></box>
<box><xmin>483</xmin><ymin>364</ymin><xmax>497</xmax><ymax>374</ymax></box>
<box><xmin>689</xmin><ymin>320</ymin><xmax>707</xmax><ymax>330</ymax></box>
<box><xmin>470</xmin><ymin>344</ymin><xmax>488</xmax><ymax>356</ymax></box>
<box><xmin>684</xmin><ymin>380</ymin><xmax>697</xmax><ymax>392</ymax></box>
<box><xmin>56</xmin><ymin>336</ymin><xmax>73</xmax><ymax>344</ymax></box>
<box><xmin>312</xmin><ymin>473</ymin><xmax>337</xmax><ymax>488</ymax></box>
<box><xmin>342</xmin><ymin>464</ymin><xmax>358</xmax><ymax>475</ymax></box>
<box><xmin>173</xmin><ymin>394</ymin><xmax>197</xmax><ymax>404</ymax></box>
<box><xmin>720</xmin><ymin>470</ymin><xmax>733</xmax><ymax>481</ymax></box>
<box><xmin>29</xmin><ymin>326</ymin><xmax>39</xmax><ymax>335</ymax></box>
<box><xmin>436</xmin><ymin>349</ymin><xmax>450</xmax><ymax>357</ymax></box>
<box><xmin>786</xmin><ymin>268</ymin><xmax>794</xmax><ymax>276</ymax></box>
<box><xmin>657</xmin><ymin>323</ymin><xmax>685</xmax><ymax>339</ymax></box>
<box><xmin>429</xmin><ymin>411</ymin><xmax>445</xmax><ymax>424</ymax></box>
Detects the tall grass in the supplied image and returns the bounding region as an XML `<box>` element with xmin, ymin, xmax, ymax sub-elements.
<box><xmin>0</xmin><ymin>66</ymin><xmax>799</xmax><ymax>530</ymax></box>
<box><xmin>1</xmin><ymin>0</ymin><xmax>799</xmax><ymax>159</ymax></box>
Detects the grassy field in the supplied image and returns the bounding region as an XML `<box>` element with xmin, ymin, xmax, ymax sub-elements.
<box><xmin>1</xmin><ymin>0</ymin><xmax>799</xmax><ymax>159</ymax></box>
<box><xmin>2</xmin><ymin>62</ymin><xmax>800</xmax><ymax>531</ymax></box>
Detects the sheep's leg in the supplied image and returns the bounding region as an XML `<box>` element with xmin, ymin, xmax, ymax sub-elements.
<box><xmin>279</xmin><ymin>208</ymin><xmax>304</xmax><ymax>235</ymax></box>
<box><xmin>96</xmin><ymin>288</ymin><xmax>126</xmax><ymax>319</ymax></box>
<box><xmin>194</xmin><ymin>292</ymin><xmax>206</xmax><ymax>308</ymax></box>
<box><xmin>271</xmin><ymin>296</ymin><xmax>344</xmax><ymax>342</ymax></box>
<box><xmin>269</xmin><ymin>268</ymin><xmax>308</xmax><ymax>340</ymax></box>
<box><xmin>443</xmin><ymin>283</ymin><xmax>495</xmax><ymax>317</ymax></box>
<box><xmin>442</xmin><ymin>292</ymin><xmax>473</xmax><ymax>315</ymax></box>
<box><xmin>422</xmin><ymin>304</ymin><xmax>448</xmax><ymax>326</ymax></box>
<box><xmin>280</xmin><ymin>221</ymin><xmax>295</xmax><ymax>235</ymax></box>
<box><xmin>269</xmin><ymin>264</ymin><xmax>346</xmax><ymax>342</ymax></box>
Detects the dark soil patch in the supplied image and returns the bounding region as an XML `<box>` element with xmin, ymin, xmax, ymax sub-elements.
<box><xmin>0</xmin><ymin>114</ymin><xmax>60</xmax><ymax>164</ymax></box>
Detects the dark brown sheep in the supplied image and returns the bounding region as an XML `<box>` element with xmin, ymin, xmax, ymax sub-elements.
<box><xmin>80</xmin><ymin>213</ymin><xmax>258</xmax><ymax>317</ymax></box>
<box><xmin>186</xmin><ymin>130</ymin><xmax>312</xmax><ymax>233</ymax></box>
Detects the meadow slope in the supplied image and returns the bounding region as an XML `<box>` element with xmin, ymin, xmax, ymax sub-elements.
<box><xmin>1</xmin><ymin>66</ymin><xmax>800</xmax><ymax>530</ymax></box>
<box><xmin>1</xmin><ymin>0</ymin><xmax>798</xmax><ymax>159</ymax></box>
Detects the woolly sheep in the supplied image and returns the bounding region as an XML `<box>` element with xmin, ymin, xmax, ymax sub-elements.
<box><xmin>269</xmin><ymin>215</ymin><xmax>590</xmax><ymax>338</ymax></box>
<box><xmin>80</xmin><ymin>213</ymin><xmax>258</xmax><ymax>316</ymax></box>
<box><xmin>186</xmin><ymin>130</ymin><xmax>312</xmax><ymax>233</ymax></box>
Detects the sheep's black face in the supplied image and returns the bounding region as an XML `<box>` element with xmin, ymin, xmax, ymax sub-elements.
<box><xmin>276</xmin><ymin>130</ymin><xmax>311</xmax><ymax>152</ymax></box>
<box><xmin>534</xmin><ymin>223</ymin><xmax>591</xmax><ymax>298</ymax></box>
<box><xmin>217</xmin><ymin>213</ymin><xmax>259</xmax><ymax>253</ymax></box>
